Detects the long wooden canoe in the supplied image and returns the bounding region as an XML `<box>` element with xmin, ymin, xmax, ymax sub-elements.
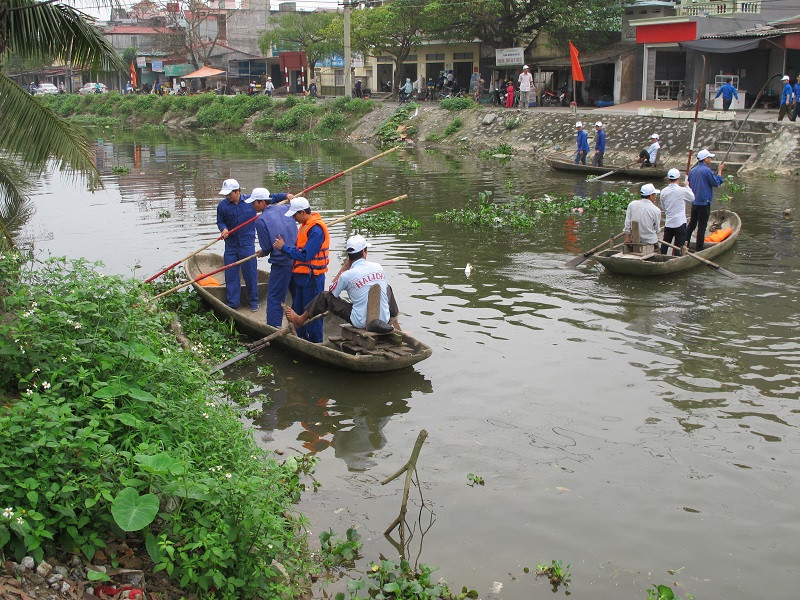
<box><xmin>546</xmin><ymin>156</ymin><xmax>669</xmax><ymax>179</ymax></box>
<box><xmin>186</xmin><ymin>253</ymin><xmax>432</xmax><ymax>372</ymax></box>
<box><xmin>593</xmin><ymin>209</ymin><xmax>740</xmax><ymax>276</ymax></box>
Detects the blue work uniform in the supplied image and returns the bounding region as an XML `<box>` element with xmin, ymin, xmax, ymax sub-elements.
<box><xmin>575</xmin><ymin>129</ymin><xmax>589</xmax><ymax>164</ymax></box>
<box><xmin>792</xmin><ymin>81</ymin><xmax>800</xmax><ymax>121</ymax></box>
<box><xmin>715</xmin><ymin>83</ymin><xmax>738</xmax><ymax>111</ymax></box>
<box><xmin>686</xmin><ymin>162</ymin><xmax>724</xmax><ymax>251</ymax></box>
<box><xmin>592</xmin><ymin>129</ymin><xmax>606</xmax><ymax>166</ymax></box>
<box><xmin>254</xmin><ymin>193</ymin><xmax>297</xmax><ymax>328</ymax></box>
<box><xmin>217</xmin><ymin>194</ymin><xmax>259</xmax><ymax>310</ymax></box>
<box><xmin>281</xmin><ymin>225</ymin><xmax>327</xmax><ymax>342</ymax></box>
<box><xmin>779</xmin><ymin>82</ymin><xmax>793</xmax><ymax>121</ymax></box>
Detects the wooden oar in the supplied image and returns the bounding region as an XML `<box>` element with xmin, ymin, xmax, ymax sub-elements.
<box><xmin>659</xmin><ymin>239</ymin><xmax>738</xmax><ymax>279</ymax></box>
<box><xmin>587</xmin><ymin>161</ymin><xmax>640</xmax><ymax>182</ymax></box>
<box><xmin>210</xmin><ymin>311</ymin><xmax>328</xmax><ymax>374</ymax></box>
<box><xmin>565</xmin><ymin>231</ymin><xmax>626</xmax><ymax>268</ymax></box>
<box><xmin>144</xmin><ymin>147</ymin><xmax>400</xmax><ymax>283</ymax></box>
<box><xmin>149</xmin><ymin>194</ymin><xmax>408</xmax><ymax>302</ymax></box>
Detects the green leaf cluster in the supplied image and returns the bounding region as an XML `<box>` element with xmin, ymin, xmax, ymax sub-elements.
<box><xmin>319</xmin><ymin>528</ymin><xmax>362</xmax><ymax>569</ymax></box>
<box><xmin>341</xmin><ymin>559</ymin><xmax>478</xmax><ymax>600</ymax></box>
<box><xmin>438</xmin><ymin>97</ymin><xmax>477</xmax><ymax>112</ymax></box>
<box><xmin>377</xmin><ymin>103</ymin><xmax>419</xmax><ymax>146</ymax></box>
<box><xmin>351</xmin><ymin>211</ymin><xmax>421</xmax><ymax>233</ymax></box>
<box><xmin>535</xmin><ymin>559</ymin><xmax>571</xmax><ymax>590</ymax></box>
<box><xmin>0</xmin><ymin>255</ymin><xmax>314</xmax><ymax>598</ymax></box>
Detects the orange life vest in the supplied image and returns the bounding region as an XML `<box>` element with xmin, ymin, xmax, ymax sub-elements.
<box><xmin>704</xmin><ymin>228</ymin><xmax>733</xmax><ymax>243</ymax></box>
<box><xmin>292</xmin><ymin>212</ymin><xmax>330</xmax><ymax>276</ymax></box>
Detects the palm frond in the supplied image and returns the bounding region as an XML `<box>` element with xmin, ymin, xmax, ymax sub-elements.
<box><xmin>4</xmin><ymin>0</ymin><xmax>123</xmax><ymax>71</ymax></box>
<box><xmin>0</xmin><ymin>72</ymin><xmax>100</xmax><ymax>188</ymax></box>
<box><xmin>0</xmin><ymin>157</ymin><xmax>36</xmax><ymax>239</ymax></box>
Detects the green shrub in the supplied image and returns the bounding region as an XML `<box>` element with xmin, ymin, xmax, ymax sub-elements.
<box><xmin>272</xmin><ymin>101</ymin><xmax>321</xmax><ymax>131</ymax></box>
<box><xmin>444</xmin><ymin>117</ymin><xmax>462</xmax><ymax>136</ymax></box>
<box><xmin>504</xmin><ymin>116</ymin><xmax>522</xmax><ymax>130</ymax></box>
<box><xmin>316</xmin><ymin>111</ymin><xmax>347</xmax><ymax>136</ymax></box>
<box><xmin>438</xmin><ymin>96</ymin><xmax>477</xmax><ymax>111</ymax></box>
<box><xmin>0</xmin><ymin>255</ymin><xmax>315</xmax><ymax>598</ymax></box>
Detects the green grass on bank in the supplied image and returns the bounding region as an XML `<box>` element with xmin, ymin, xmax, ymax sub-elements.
<box><xmin>0</xmin><ymin>254</ymin><xmax>315</xmax><ymax>598</ymax></box>
<box><xmin>40</xmin><ymin>92</ymin><xmax>374</xmax><ymax>136</ymax></box>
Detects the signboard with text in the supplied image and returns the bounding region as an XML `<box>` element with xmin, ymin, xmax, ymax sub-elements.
<box><xmin>152</xmin><ymin>60</ymin><xmax>164</xmax><ymax>72</ymax></box>
<box><xmin>495</xmin><ymin>47</ymin><xmax>525</xmax><ymax>67</ymax></box>
<box><xmin>136</xmin><ymin>56</ymin><xmax>146</xmax><ymax>68</ymax></box>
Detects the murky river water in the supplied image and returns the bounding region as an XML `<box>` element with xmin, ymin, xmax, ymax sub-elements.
<box><xmin>22</xmin><ymin>128</ymin><xmax>800</xmax><ymax>599</ymax></box>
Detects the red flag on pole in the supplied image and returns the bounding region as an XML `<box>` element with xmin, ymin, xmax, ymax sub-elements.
<box><xmin>130</xmin><ymin>61</ymin><xmax>138</xmax><ymax>88</ymax></box>
<box><xmin>569</xmin><ymin>41</ymin><xmax>584</xmax><ymax>82</ymax></box>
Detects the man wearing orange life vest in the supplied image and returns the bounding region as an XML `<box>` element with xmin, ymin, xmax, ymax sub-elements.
<box><xmin>274</xmin><ymin>197</ymin><xmax>329</xmax><ymax>342</ymax></box>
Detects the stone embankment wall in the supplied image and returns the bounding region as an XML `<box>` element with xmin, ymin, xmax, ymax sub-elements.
<box><xmin>347</xmin><ymin>104</ymin><xmax>800</xmax><ymax>177</ymax></box>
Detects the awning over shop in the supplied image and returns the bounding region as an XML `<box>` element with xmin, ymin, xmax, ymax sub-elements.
<box><xmin>182</xmin><ymin>66</ymin><xmax>226</xmax><ymax>79</ymax></box>
<box><xmin>537</xmin><ymin>43</ymin><xmax>636</xmax><ymax>69</ymax></box>
<box><xmin>680</xmin><ymin>38</ymin><xmax>768</xmax><ymax>53</ymax></box>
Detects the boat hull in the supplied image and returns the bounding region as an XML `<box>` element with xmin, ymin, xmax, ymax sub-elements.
<box><xmin>546</xmin><ymin>157</ymin><xmax>669</xmax><ymax>179</ymax></box>
<box><xmin>593</xmin><ymin>210</ymin><xmax>740</xmax><ymax>276</ymax></box>
<box><xmin>186</xmin><ymin>253</ymin><xmax>432</xmax><ymax>372</ymax></box>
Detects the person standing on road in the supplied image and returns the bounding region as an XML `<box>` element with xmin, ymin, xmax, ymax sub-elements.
<box><xmin>660</xmin><ymin>168</ymin><xmax>694</xmax><ymax>255</ymax></box>
<box><xmin>574</xmin><ymin>121</ymin><xmax>589</xmax><ymax>165</ymax></box>
<box><xmin>714</xmin><ymin>78</ymin><xmax>739</xmax><ymax>112</ymax></box>
<box><xmin>592</xmin><ymin>121</ymin><xmax>606</xmax><ymax>166</ymax></box>
<box><xmin>273</xmin><ymin>197</ymin><xmax>330</xmax><ymax>343</ymax></box>
<box><xmin>216</xmin><ymin>178</ymin><xmax>260</xmax><ymax>312</ymax></box>
<box><xmin>518</xmin><ymin>65</ymin><xmax>534</xmax><ymax>109</ymax></box>
<box><xmin>791</xmin><ymin>74</ymin><xmax>800</xmax><ymax>122</ymax></box>
<box><xmin>505</xmin><ymin>80</ymin><xmax>515</xmax><ymax>108</ymax></box>
<box><xmin>686</xmin><ymin>149</ymin><xmax>725</xmax><ymax>252</ymax></box>
<box><xmin>624</xmin><ymin>183</ymin><xmax>662</xmax><ymax>253</ymax></box>
<box><xmin>251</xmin><ymin>188</ymin><xmax>297</xmax><ymax>328</ymax></box>
<box><xmin>778</xmin><ymin>75</ymin><xmax>793</xmax><ymax>121</ymax></box>
<box><xmin>264</xmin><ymin>76</ymin><xmax>274</xmax><ymax>96</ymax></box>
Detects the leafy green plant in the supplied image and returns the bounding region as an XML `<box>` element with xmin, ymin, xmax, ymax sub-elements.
<box><xmin>0</xmin><ymin>254</ymin><xmax>316</xmax><ymax>597</ymax></box>
<box><xmin>467</xmin><ymin>473</ymin><xmax>484</xmax><ymax>486</ymax></box>
<box><xmin>319</xmin><ymin>528</ymin><xmax>362</xmax><ymax>569</ymax></box>
<box><xmin>725</xmin><ymin>175</ymin><xmax>745</xmax><ymax>193</ymax></box>
<box><xmin>438</xmin><ymin>97</ymin><xmax>477</xmax><ymax>111</ymax></box>
<box><xmin>340</xmin><ymin>559</ymin><xmax>478</xmax><ymax>600</ymax></box>
<box><xmin>112</xmin><ymin>165</ymin><xmax>130</xmax><ymax>175</ymax></box>
<box><xmin>377</xmin><ymin>103</ymin><xmax>419</xmax><ymax>145</ymax></box>
<box><xmin>478</xmin><ymin>143</ymin><xmax>514</xmax><ymax>159</ymax></box>
<box><xmin>647</xmin><ymin>584</ymin><xmax>695</xmax><ymax>600</ymax></box>
<box><xmin>157</xmin><ymin>209</ymin><xmax>171</xmax><ymax>219</ymax></box>
<box><xmin>444</xmin><ymin>117</ymin><xmax>463</xmax><ymax>136</ymax></box>
<box><xmin>351</xmin><ymin>210</ymin><xmax>420</xmax><ymax>233</ymax></box>
<box><xmin>426</xmin><ymin>132</ymin><xmax>442</xmax><ymax>142</ymax></box>
<box><xmin>316</xmin><ymin>110</ymin><xmax>348</xmax><ymax>135</ymax></box>
<box><xmin>435</xmin><ymin>191</ymin><xmax>538</xmax><ymax>229</ymax></box>
<box><xmin>504</xmin><ymin>116</ymin><xmax>522</xmax><ymax>131</ymax></box>
<box><xmin>535</xmin><ymin>560</ymin><xmax>571</xmax><ymax>591</ymax></box>
<box><xmin>274</xmin><ymin>170</ymin><xmax>291</xmax><ymax>186</ymax></box>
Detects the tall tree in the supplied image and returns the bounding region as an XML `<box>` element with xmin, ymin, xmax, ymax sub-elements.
<box><xmin>259</xmin><ymin>10</ymin><xmax>341</xmax><ymax>74</ymax></box>
<box><xmin>424</xmin><ymin>0</ymin><xmax>628</xmax><ymax>54</ymax></box>
<box><xmin>155</xmin><ymin>0</ymin><xmax>226</xmax><ymax>70</ymax></box>
<box><xmin>0</xmin><ymin>0</ymin><xmax>123</xmax><ymax>248</ymax></box>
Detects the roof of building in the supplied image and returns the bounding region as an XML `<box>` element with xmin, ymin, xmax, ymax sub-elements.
<box><xmin>104</xmin><ymin>25</ymin><xmax>173</xmax><ymax>35</ymax></box>
<box><xmin>537</xmin><ymin>41</ymin><xmax>636</xmax><ymax>68</ymax></box>
<box><xmin>701</xmin><ymin>24</ymin><xmax>800</xmax><ymax>39</ymax></box>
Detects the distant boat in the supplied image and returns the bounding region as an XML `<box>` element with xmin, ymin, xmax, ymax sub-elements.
<box><xmin>186</xmin><ymin>253</ymin><xmax>432</xmax><ymax>372</ymax></box>
<box><xmin>593</xmin><ymin>209</ymin><xmax>740</xmax><ymax>276</ymax></box>
<box><xmin>546</xmin><ymin>156</ymin><xmax>669</xmax><ymax>180</ymax></box>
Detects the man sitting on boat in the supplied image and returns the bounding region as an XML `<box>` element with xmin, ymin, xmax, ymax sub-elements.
<box><xmin>624</xmin><ymin>183</ymin><xmax>662</xmax><ymax>253</ymax></box>
<box><xmin>636</xmin><ymin>133</ymin><xmax>660</xmax><ymax>167</ymax></box>
<box><xmin>284</xmin><ymin>234</ymin><xmax>399</xmax><ymax>337</ymax></box>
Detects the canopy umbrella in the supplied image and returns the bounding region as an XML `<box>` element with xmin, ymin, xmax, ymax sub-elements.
<box><xmin>181</xmin><ymin>66</ymin><xmax>226</xmax><ymax>79</ymax></box>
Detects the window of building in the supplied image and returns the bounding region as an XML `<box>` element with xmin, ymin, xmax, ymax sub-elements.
<box><xmin>378</xmin><ymin>56</ymin><xmax>393</xmax><ymax>62</ymax></box>
<box><xmin>426</xmin><ymin>53</ymin><xmax>444</xmax><ymax>60</ymax></box>
<box><xmin>404</xmin><ymin>55</ymin><xmax>417</xmax><ymax>62</ymax></box>
<box><xmin>453</xmin><ymin>52</ymin><xmax>473</xmax><ymax>60</ymax></box>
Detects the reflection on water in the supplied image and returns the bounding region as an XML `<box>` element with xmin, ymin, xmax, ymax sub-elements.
<box><xmin>22</xmin><ymin>127</ymin><xmax>800</xmax><ymax>600</ymax></box>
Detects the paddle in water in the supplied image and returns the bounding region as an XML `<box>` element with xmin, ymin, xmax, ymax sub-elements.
<box><xmin>659</xmin><ymin>239</ymin><xmax>738</xmax><ymax>279</ymax></box>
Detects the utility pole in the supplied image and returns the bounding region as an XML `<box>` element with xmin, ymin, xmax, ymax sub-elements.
<box><xmin>343</xmin><ymin>0</ymin><xmax>352</xmax><ymax>98</ymax></box>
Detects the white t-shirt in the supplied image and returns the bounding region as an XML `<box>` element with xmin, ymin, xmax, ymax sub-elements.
<box><xmin>624</xmin><ymin>199</ymin><xmax>662</xmax><ymax>244</ymax></box>
<box><xmin>332</xmin><ymin>258</ymin><xmax>389</xmax><ymax>328</ymax></box>
<box><xmin>647</xmin><ymin>141</ymin><xmax>660</xmax><ymax>164</ymax></box>
<box><xmin>660</xmin><ymin>183</ymin><xmax>694</xmax><ymax>228</ymax></box>
<box><xmin>518</xmin><ymin>72</ymin><xmax>533</xmax><ymax>92</ymax></box>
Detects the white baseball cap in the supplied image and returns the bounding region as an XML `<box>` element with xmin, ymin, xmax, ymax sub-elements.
<box><xmin>247</xmin><ymin>187</ymin><xmax>271</xmax><ymax>203</ymax></box>
<box><xmin>650</xmin><ymin>133</ymin><xmax>660</xmax><ymax>139</ymax></box>
<box><xmin>667</xmin><ymin>168</ymin><xmax>681</xmax><ymax>180</ymax></box>
<box><xmin>218</xmin><ymin>178</ymin><xmax>240</xmax><ymax>195</ymax></box>
<box><xmin>523</xmin><ymin>64</ymin><xmax>530</xmax><ymax>69</ymax></box>
<box><xmin>782</xmin><ymin>75</ymin><xmax>790</xmax><ymax>81</ymax></box>
<box><xmin>575</xmin><ymin>121</ymin><xmax>583</xmax><ymax>128</ymax></box>
<box><xmin>595</xmin><ymin>121</ymin><xmax>603</xmax><ymax>127</ymax></box>
<box><xmin>284</xmin><ymin>197</ymin><xmax>310</xmax><ymax>216</ymax></box>
<box><xmin>345</xmin><ymin>234</ymin><xmax>372</xmax><ymax>254</ymax></box>
<box><xmin>641</xmin><ymin>183</ymin><xmax>660</xmax><ymax>196</ymax></box>
<box><xmin>697</xmin><ymin>149</ymin><xmax>715</xmax><ymax>161</ymax></box>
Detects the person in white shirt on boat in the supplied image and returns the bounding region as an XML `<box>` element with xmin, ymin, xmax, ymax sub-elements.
<box><xmin>624</xmin><ymin>183</ymin><xmax>662</xmax><ymax>253</ymax></box>
<box><xmin>636</xmin><ymin>133</ymin><xmax>660</xmax><ymax>167</ymax></box>
<box><xmin>659</xmin><ymin>168</ymin><xmax>694</xmax><ymax>255</ymax></box>
<box><xmin>285</xmin><ymin>234</ymin><xmax>399</xmax><ymax>336</ymax></box>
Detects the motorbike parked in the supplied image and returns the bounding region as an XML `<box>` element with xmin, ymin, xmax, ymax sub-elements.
<box><xmin>541</xmin><ymin>86</ymin><xmax>568</xmax><ymax>106</ymax></box>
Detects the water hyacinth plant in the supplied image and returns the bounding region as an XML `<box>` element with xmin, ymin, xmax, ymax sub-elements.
<box><xmin>351</xmin><ymin>210</ymin><xmax>421</xmax><ymax>233</ymax></box>
<box><xmin>0</xmin><ymin>254</ymin><xmax>316</xmax><ymax>598</ymax></box>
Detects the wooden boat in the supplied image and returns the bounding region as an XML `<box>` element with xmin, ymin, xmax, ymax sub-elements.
<box><xmin>186</xmin><ymin>253</ymin><xmax>432</xmax><ymax>372</ymax></box>
<box><xmin>546</xmin><ymin>156</ymin><xmax>669</xmax><ymax>179</ymax></box>
<box><xmin>593</xmin><ymin>209</ymin><xmax>740</xmax><ymax>276</ymax></box>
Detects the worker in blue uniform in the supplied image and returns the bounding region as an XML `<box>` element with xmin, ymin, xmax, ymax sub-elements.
<box><xmin>217</xmin><ymin>178</ymin><xmax>259</xmax><ymax>312</ymax></box>
<box><xmin>574</xmin><ymin>121</ymin><xmax>589</xmax><ymax>165</ymax></box>
<box><xmin>714</xmin><ymin>78</ymin><xmax>739</xmax><ymax>111</ymax></box>
<box><xmin>686</xmin><ymin>149</ymin><xmax>725</xmax><ymax>252</ymax></box>
<box><xmin>778</xmin><ymin>75</ymin><xmax>793</xmax><ymax>121</ymax></box>
<box><xmin>592</xmin><ymin>121</ymin><xmax>606</xmax><ymax>166</ymax></box>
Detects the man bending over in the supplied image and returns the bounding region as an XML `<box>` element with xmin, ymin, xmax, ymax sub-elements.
<box><xmin>285</xmin><ymin>234</ymin><xmax>399</xmax><ymax>335</ymax></box>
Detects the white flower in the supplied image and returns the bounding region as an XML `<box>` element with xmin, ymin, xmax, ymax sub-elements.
<box><xmin>268</xmin><ymin>544</ymin><xmax>273</xmax><ymax>549</ymax></box>
<box><xmin>32</xmin><ymin>368</ymin><xmax>40</xmax><ymax>374</ymax></box>
<box><xmin>31</xmin><ymin>302</ymin><xmax>37</xmax><ymax>308</ymax></box>
<box><xmin>25</xmin><ymin>389</ymin><xmax>33</xmax><ymax>396</ymax></box>
<box><xmin>41</xmin><ymin>381</ymin><xmax>51</xmax><ymax>390</ymax></box>
<box><xmin>202</xmin><ymin>412</ymin><xmax>209</xmax><ymax>419</ymax></box>
<box><xmin>209</xmin><ymin>467</ymin><xmax>215</xmax><ymax>472</ymax></box>
<box><xmin>19</xmin><ymin>346</ymin><xmax>25</xmax><ymax>354</ymax></box>
<box><xmin>74</xmin><ymin>323</ymin><xmax>82</xmax><ymax>330</ymax></box>
<box><xmin>16</xmin><ymin>517</ymin><xmax>23</xmax><ymax>525</ymax></box>
<box><xmin>224</xmin><ymin>473</ymin><xmax>232</xmax><ymax>479</ymax></box>
<box><xmin>216</xmin><ymin>465</ymin><xmax>223</xmax><ymax>471</ymax></box>
<box><xmin>61</xmin><ymin>357</ymin><xmax>67</xmax><ymax>363</ymax></box>
<box><xmin>2</xmin><ymin>508</ymin><xmax>13</xmax><ymax>519</ymax></box>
